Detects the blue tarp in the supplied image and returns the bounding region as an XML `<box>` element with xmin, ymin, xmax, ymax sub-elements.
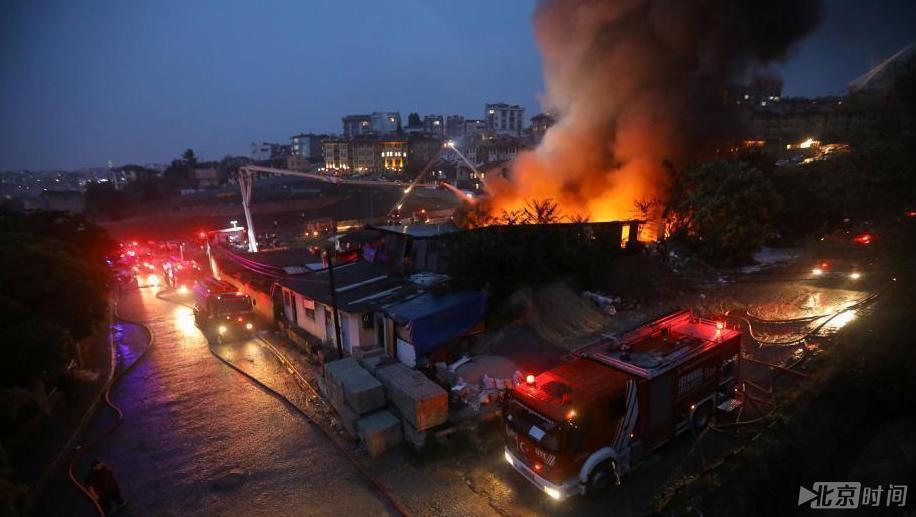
<box><xmin>384</xmin><ymin>291</ymin><xmax>486</xmax><ymax>355</ymax></box>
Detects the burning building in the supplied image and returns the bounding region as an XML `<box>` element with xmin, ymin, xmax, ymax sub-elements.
<box><xmin>485</xmin><ymin>0</ymin><xmax>822</xmax><ymax>226</ymax></box>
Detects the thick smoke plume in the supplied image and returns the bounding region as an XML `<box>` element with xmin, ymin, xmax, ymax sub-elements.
<box><xmin>486</xmin><ymin>0</ymin><xmax>822</xmax><ymax>223</ymax></box>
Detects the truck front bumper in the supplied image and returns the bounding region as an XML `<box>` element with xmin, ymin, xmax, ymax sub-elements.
<box><xmin>504</xmin><ymin>447</ymin><xmax>582</xmax><ymax>502</ymax></box>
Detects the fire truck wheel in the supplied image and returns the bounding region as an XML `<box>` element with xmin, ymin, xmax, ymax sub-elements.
<box><xmin>585</xmin><ymin>460</ymin><xmax>615</xmax><ymax>496</ymax></box>
<box><xmin>691</xmin><ymin>401</ymin><xmax>712</xmax><ymax>431</ymax></box>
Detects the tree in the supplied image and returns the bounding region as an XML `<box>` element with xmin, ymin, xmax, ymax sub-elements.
<box><xmin>181</xmin><ymin>148</ymin><xmax>198</xmax><ymax>168</ymax></box>
<box><xmin>0</xmin><ymin>210</ymin><xmax>114</xmax><ymax>389</ymax></box>
<box><xmin>163</xmin><ymin>158</ymin><xmax>190</xmax><ymax>190</ymax></box>
<box><xmin>666</xmin><ymin>159</ymin><xmax>777</xmax><ymax>265</ymax></box>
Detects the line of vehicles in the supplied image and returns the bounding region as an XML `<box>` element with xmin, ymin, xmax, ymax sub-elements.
<box><xmin>111</xmin><ymin>240</ymin><xmax>257</xmax><ymax>343</ymax></box>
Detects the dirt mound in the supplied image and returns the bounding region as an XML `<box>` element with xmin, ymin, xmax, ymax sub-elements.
<box><xmin>504</xmin><ymin>282</ymin><xmax>610</xmax><ymax>350</ymax></box>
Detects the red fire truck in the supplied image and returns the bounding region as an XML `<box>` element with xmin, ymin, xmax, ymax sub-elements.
<box><xmin>192</xmin><ymin>278</ymin><xmax>256</xmax><ymax>342</ymax></box>
<box><xmin>503</xmin><ymin>310</ymin><xmax>741</xmax><ymax>501</ymax></box>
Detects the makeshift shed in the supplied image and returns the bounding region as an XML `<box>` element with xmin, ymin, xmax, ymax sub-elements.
<box><xmin>383</xmin><ymin>291</ymin><xmax>486</xmax><ymax>366</ymax></box>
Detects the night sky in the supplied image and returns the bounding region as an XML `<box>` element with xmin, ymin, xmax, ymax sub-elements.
<box><xmin>1</xmin><ymin>0</ymin><xmax>915</xmax><ymax>171</ymax></box>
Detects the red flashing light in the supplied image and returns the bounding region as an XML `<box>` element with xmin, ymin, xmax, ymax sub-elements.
<box><xmin>853</xmin><ymin>233</ymin><xmax>873</xmax><ymax>245</ymax></box>
<box><xmin>198</xmin><ymin>231</ymin><xmax>207</xmax><ymax>239</ymax></box>
<box><xmin>533</xmin><ymin>463</ymin><xmax>543</xmax><ymax>472</ymax></box>
<box><xmin>237</xmin><ymin>317</ymin><xmax>244</xmax><ymax>323</ymax></box>
<box><xmin>906</xmin><ymin>210</ymin><xmax>916</xmax><ymax>218</ymax></box>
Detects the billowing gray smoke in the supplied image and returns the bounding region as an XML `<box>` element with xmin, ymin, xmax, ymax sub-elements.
<box><xmin>486</xmin><ymin>0</ymin><xmax>822</xmax><ymax>222</ymax></box>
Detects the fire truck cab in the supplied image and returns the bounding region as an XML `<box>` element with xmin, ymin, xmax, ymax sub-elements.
<box><xmin>503</xmin><ymin>310</ymin><xmax>741</xmax><ymax>501</ymax></box>
<box><xmin>192</xmin><ymin>278</ymin><xmax>256</xmax><ymax>342</ymax></box>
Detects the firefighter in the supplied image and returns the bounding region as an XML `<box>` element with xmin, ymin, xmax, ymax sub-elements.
<box><xmin>85</xmin><ymin>459</ymin><xmax>127</xmax><ymax>515</ymax></box>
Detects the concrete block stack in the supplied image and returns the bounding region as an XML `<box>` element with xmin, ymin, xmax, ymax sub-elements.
<box><xmin>322</xmin><ymin>358</ymin><xmax>386</xmax><ymax>436</ymax></box>
<box><xmin>375</xmin><ymin>363</ymin><xmax>448</xmax><ymax>449</ymax></box>
<box><xmin>356</xmin><ymin>410</ymin><xmax>403</xmax><ymax>458</ymax></box>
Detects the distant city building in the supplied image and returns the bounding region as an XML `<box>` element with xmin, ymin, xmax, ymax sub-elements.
<box><xmin>323</xmin><ymin>137</ymin><xmax>407</xmax><ymax>175</ymax></box>
<box><xmin>342</xmin><ymin>115</ymin><xmax>372</xmax><ymax>138</ymax></box>
<box><xmin>725</xmin><ymin>78</ymin><xmax>783</xmax><ymax>107</ymax></box>
<box><xmin>445</xmin><ymin>115</ymin><xmax>465</xmax><ymax>138</ymax></box>
<box><xmin>463</xmin><ymin>119</ymin><xmax>487</xmax><ymax>140</ymax></box>
<box><xmin>530</xmin><ymin>112</ymin><xmax>555</xmax><ymax>142</ymax></box>
<box><xmin>323</xmin><ymin>139</ymin><xmax>351</xmax><ymax>172</ymax></box>
<box><xmin>378</xmin><ymin>139</ymin><xmax>408</xmax><ymax>172</ymax></box>
<box><xmin>421</xmin><ymin>115</ymin><xmax>444</xmax><ymax>138</ymax></box>
<box><xmin>485</xmin><ymin>103</ymin><xmax>525</xmax><ymax>136</ymax></box>
<box><xmin>351</xmin><ymin>139</ymin><xmax>377</xmax><ymax>174</ymax></box>
<box><xmin>742</xmin><ymin>96</ymin><xmax>853</xmax><ymax>147</ymax></box>
<box><xmin>250</xmin><ymin>142</ymin><xmax>290</xmax><ymax>161</ymax></box>
<box><xmin>290</xmin><ymin>133</ymin><xmax>324</xmax><ymax>160</ymax></box>
<box><xmin>441</xmin><ymin>136</ymin><xmax>526</xmax><ymax>170</ymax></box>
<box><xmin>407</xmin><ymin>134</ymin><xmax>442</xmax><ymax>173</ymax></box>
<box><xmin>272</xmin><ymin>144</ymin><xmax>291</xmax><ymax>158</ymax></box>
<box><xmin>403</xmin><ymin>125</ymin><xmax>427</xmax><ymax>136</ymax></box>
<box><xmin>250</xmin><ymin>142</ymin><xmax>276</xmax><ymax>161</ymax></box>
<box><xmin>370</xmin><ymin>112</ymin><xmax>401</xmax><ymax>135</ymax></box>
<box><xmin>342</xmin><ymin>112</ymin><xmax>401</xmax><ymax>138</ymax></box>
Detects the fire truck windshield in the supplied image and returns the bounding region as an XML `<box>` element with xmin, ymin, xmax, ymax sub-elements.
<box><xmin>216</xmin><ymin>296</ymin><xmax>252</xmax><ymax>315</ymax></box>
<box><xmin>506</xmin><ymin>398</ymin><xmax>561</xmax><ymax>453</ymax></box>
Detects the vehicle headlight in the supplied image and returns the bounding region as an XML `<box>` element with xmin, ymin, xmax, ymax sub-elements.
<box><xmin>504</xmin><ymin>450</ymin><xmax>514</xmax><ymax>466</ymax></box>
<box><xmin>218</xmin><ymin>325</ymin><xmax>227</xmax><ymax>334</ymax></box>
<box><xmin>245</xmin><ymin>323</ymin><xmax>254</xmax><ymax>330</ymax></box>
<box><xmin>544</xmin><ymin>486</ymin><xmax>561</xmax><ymax>500</ymax></box>
<box><xmin>849</xmin><ymin>272</ymin><xmax>861</xmax><ymax>280</ymax></box>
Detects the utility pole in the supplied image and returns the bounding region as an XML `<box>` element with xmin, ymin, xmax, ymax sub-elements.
<box><xmin>325</xmin><ymin>243</ymin><xmax>344</xmax><ymax>359</ymax></box>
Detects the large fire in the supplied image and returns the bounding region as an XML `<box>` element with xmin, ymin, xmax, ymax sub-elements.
<box><xmin>485</xmin><ymin>117</ymin><xmax>671</xmax><ymax>224</ymax></box>
<box><xmin>480</xmin><ymin>0</ymin><xmax>821</xmax><ymax>233</ymax></box>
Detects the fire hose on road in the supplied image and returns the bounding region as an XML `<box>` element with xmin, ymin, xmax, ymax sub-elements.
<box><xmin>67</xmin><ymin>289</ymin><xmax>155</xmax><ymax>517</ymax></box>
<box><xmin>153</xmin><ymin>287</ymin><xmax>411</xmax><ymax>517</ymax></box>
<box><xmin>726</xmin><ymin>291</ymin><xmax>880</xmax><ymax>347</ymax></box>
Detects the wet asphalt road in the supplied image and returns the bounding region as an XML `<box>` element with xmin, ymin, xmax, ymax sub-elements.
<box><xmin>38</xmin><ymin>285</ymin><xmax>395</xmax><ymax>516</ymax></box>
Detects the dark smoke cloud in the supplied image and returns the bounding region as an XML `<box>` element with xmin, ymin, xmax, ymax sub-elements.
<box><xmin>487</xmin><ymin>0</ymin><xmax>822</xmax><ymax>221</ymax></box>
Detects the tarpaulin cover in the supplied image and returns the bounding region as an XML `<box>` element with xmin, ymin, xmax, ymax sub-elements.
<box><xmin>384</xmin><ymin>291</ymin><xmax>486</xmax><ymax>354</ymax></box>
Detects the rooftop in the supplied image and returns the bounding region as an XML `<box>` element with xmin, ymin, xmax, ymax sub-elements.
<box><xmin>278</xmin><ymin>260</ymin><xmax>417</xmax><ymax>313</ymax></box>
<box><xmin>371</xmin><ymin>223</ymin><xmax>460</xmax><ymax>238</ymax></box>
